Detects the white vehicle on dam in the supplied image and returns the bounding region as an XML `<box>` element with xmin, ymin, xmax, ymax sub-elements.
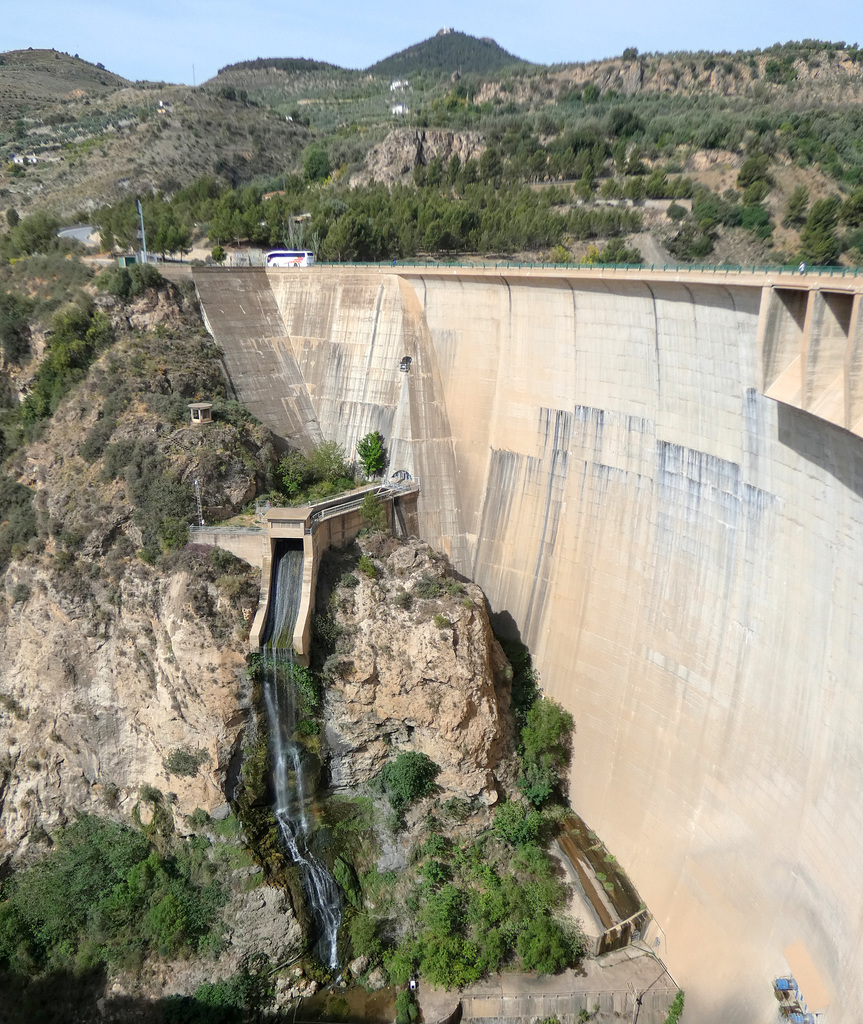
<box><xmin>266</xmin><ymin>249</ymin><xmax>315</xmax><ymax>267</ymax></box>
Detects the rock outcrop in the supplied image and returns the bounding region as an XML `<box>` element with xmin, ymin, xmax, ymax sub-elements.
<box><xmin>350</xmin><ymin>128</ymin><xmax>486</xmax><ymax>186</ymax></box>
<box><xmin>0</xmin><ymin>287</ymin><xmax>269</xmax><ymax>863</ymax></box>
<box><xmin>0</xmin><ymin>556</ymin><xmax>252</xmax><ymax>862</ymax></box>
<box><xmin>321</xmin><ymin>538</ymin><xmax>513</xmax><ymax>800</ymax></box>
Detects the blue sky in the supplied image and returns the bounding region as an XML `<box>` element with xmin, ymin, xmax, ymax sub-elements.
<box><xmin>5</xmin><ymin>0</ymin><xmax>863</xmax><ymax>84</ymax></box>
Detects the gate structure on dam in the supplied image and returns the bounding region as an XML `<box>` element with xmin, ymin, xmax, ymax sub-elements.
<box><xmin>194</xmin><ymin>263</ymin><xmax>863</xmax><ymax>1024</ymax></box>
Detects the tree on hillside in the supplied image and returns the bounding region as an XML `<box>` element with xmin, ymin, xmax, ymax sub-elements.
<box><xmin>841</xmin><ymin>187</ymin><xmax>863</xmax><ymax>228</ymax></box>
<box><xmin>356</xmin><ymin>430</ymin><xmax>387</xmax><ymax>477</ymax></box>
<box><xmin>307</xmin><ymin>439</ymin><xmax>350</xmax><ymax>483</ymax></box>
<box><xmin>799</xmin><ymin>196</ymin><xmax>842</xmax><ymax>265</ymax></box>
<box><xmin>783</xmin><ymin>185</ymin><xmax>810</xmax><ymax>228</ymax></box>
<box><xmin>303</xmin><ymin>145</ymin><xmax>330</xmax><ymax>182</ymax></box>
<box><xmin>517</xmin><ymin>697</ymin><xmax>574</xmax><ymax>806</ymax></box>
<box><xmin>360</xmin><ymin>491</ymin><xmax>387</xmax><ymax>531</ymax></box>
<box><xmin>381</xmin><ymin>751</ymin><xmax>440</xmax><ymax>811</ymax></box>
<box><xmin>0</xmin><ymin>292</ymin><xmax>32</xmax><ymax>365</ymax></box>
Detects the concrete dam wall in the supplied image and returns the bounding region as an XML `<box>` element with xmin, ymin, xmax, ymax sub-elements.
<box><xmin>195</xmin><ymin>266</ymin><xmax>863</xmax><ymax>1023</ymax></box>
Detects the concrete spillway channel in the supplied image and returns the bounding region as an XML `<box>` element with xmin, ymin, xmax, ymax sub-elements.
<box><xmin>194</xmin><ymin>263</ymin><xmax>863</xmax><ymax>1023</ymax></box>
<box><xmin>554</xmin><ymin>813</ymin><xmax>651</xmax><ymax>957</ymax></box>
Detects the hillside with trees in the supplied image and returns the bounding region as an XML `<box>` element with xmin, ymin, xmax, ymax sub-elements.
<box><xmin>366</xmin><ymin>29</ymin><xmax>531</xmax><ymax>78</ymax></box>
<box><xmin>3</xmin><ymin>36</ymin><xmax>863</xmax><ymax>265</ymax></box>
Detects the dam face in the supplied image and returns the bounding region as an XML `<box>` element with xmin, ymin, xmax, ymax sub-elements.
<box><xmin>196</xmin><ymin>265</ymin><xmax>863</xmax><ymax>1023</ymax></box>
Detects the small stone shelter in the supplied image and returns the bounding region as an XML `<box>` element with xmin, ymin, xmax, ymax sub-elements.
<box><xmin>188</xmin><ymin>402</ymin><xmax>213</xmax><ymax>426</ymax></box>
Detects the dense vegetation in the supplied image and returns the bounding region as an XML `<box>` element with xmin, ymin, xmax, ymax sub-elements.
<box><xmin>0</xmin><ymin>812</ymin><xmax>276</xmax><ymax>1022</ymax></box>
<box><xmin>0</xmin><ymin>814</ymin><xmax>227</xmax><ymax>972</ymax></box>
<box><xmin>95</xmin><ymin>174</ymin><xmax>642</xmax><ymax>262</ymax></box>
<box><xmin>216</xmin><ymin>57</ymin><xmax>343</xmax><ymax>76</ymax></box>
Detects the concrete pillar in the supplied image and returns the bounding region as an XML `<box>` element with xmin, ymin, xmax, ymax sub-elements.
<box><xmin>761</xmin><ymin>286</ymin><xmax>808</xmax><ymax>404</ymax></box>
<box><xmin>805</xmin><ymin>290</ymin><xmax>854</xmax><ymax>422</ymax></box>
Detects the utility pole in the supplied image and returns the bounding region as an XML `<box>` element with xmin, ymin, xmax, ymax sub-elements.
<box><xmin>136</xmin><ymin>198</ymin><xmax>148</xmax><ymax>264</ymax></box>
<box><xmin>194</xmin><ymin>479</ymin><xmax>204</xmax><ymax>526</ymax></box>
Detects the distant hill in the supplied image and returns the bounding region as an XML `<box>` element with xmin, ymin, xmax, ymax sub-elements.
<box><xmin>213</xmin><ymin>56</ymin><xmax>345</xmax><ymax>77</ymax></box>
<box><xmin>366</xmin><ymin>30</ymin><xmax>531</xmax><ymax>78</ymax></box>
<box><xmin>0</xmin><ymin>48</ymin><xmax>128</xmax><ymax>120</ymax></box>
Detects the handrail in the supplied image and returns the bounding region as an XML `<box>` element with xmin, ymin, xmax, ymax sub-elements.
<box><xmin>198</xmin><ymin>257</ymin><xmax>863</xmax><ymax>276</ymax></box>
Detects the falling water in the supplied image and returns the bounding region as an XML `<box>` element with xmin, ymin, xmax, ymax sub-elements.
<box><xmin>261</xmin><ymin>542</ymin><xmax>342</xmax><ymax>967</ymax></box>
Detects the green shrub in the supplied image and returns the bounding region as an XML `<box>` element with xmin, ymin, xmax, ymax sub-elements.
<box><xmin>663</xmin><ymin>991</ymin><xmax>684</xmax><ymax>1024</ymax></box>
<box><xmin>0</xmin><ymin>814</ymin><xmax>227</xmax><ymax>975</ymax></box>
<box><xmin>413</xmin><ymin>575</ymin><xmax>443</xmax><ymax>599</ymax></box>
<box><xmin>307</xmin><ymin>439</ymin><xmax>349</xmax><ymax>483</ymax></box>
<box><xmin>381</xmin><ymin>751</ymin><xmax>440</xmax><ymax>811</ymax></box>
<box><xmin>347</xmin><ymin>911</ymin><xmax>382</xmax><ymax>962</ymax></box>
<box><xmin>358</xmin><ymin>554</ymin><xmax>378</xmax><ymax>578</ymax></box>
<box><xmin>102</xmin><ymin>439</ymin><xmax>194</xmax><ymax>549</ymax></box>
<box><xmin>383</xmin><ymin>939</ymin><xmax>420</xmax><ymax>986</ymax></box>
<box><xmin>163</xmin><ymin>748</ymin><xmax>210</xmax><ymax>778</ymax></box>
<box><xmin>0</xmin><ymin>291</ymin><xmax>32</xmax><ymax>364</ymax></box>
<box><xmin>517</xmin><ymin>698</ymin><xmax>574</xmax><ymax>807</ymax></box>
<box><xmin>165</xmin><ymin>967</ymin><xmax>272</xmax><ymax>1022</ymax></box>
<box><xmin>666</xmin><ymin>221</ymin><xmax>714</xmax><ymax>261</ymax></box>
<box><xmin>96</xmin><ymin>263</ymin><xmax>164</xmax><ymax>300</ymax></box>
<box><xmin>393</xmin><ymin>589</ymin><xmax>412</xmax><ymax>609</ymax></box>
<box><xmin>420</xmin><ymin>834</ymin><xmax>452</xmax><ymax>859</ymax></box>
<box><xmin>0</xmin><ymin>476</ymin><xmax>37</xmax><ymax>573</ymax></box>
<box><xmin>492</xmin><ymin>800</ymin><xmax>542</xmax><ymax>846</ymax></box>
<box><xmin>800</xmin><ymin>196</ymin><xmax>843</xmax><ymax>264</ymax></box>
<box><xmin>21</xmin><ymin>305</ymin><xmax>113</xmax><ymax>424</ymax></box>
<box><xmin>433</xmin><ymin>613</ymin><xmax>452</xmax><ymax>629</ymax></box>
<box><xmin>210</xmin><ymin>547</ymin><xmax>242</xmax><ymax>574</ymax></box>
<box><xmin>516</xmin><ymin>917</ymin><xmax>570</xmax><ymax>974</ymax></box>
<box><xmin>79</xmin><ymin>416</ymin><xmax>116</xmax><ymax>462</ymax></box>
<box><xmin>418</xmin><ymin>932</ymin><xmax>482</xmax><ymax>988</ymax></box>
<box><xmin>395</xmin><ymin>990</ymin><xmax>419</xmax><ymax>1024</ymax></box>
<box><xmin>360</xmin><ymin>491</ymin><xmax>387</xmax><ymax>531</ymax></box>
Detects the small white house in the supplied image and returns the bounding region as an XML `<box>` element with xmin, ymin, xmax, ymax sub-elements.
<box><xmin>391</xmin><ymin>104</ymin><xmax>409</xmax><ymax>116</ymax></box>
<box><xmin>390</xmin><ymin>79</ymin><xmax>410</xmax><ymax>91</ymax></box>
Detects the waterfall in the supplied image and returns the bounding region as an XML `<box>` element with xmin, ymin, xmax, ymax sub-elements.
<box><xmin>261</xmin><ymin>542</ymin><xmax>343</xmax><ymax>968</ymax></box>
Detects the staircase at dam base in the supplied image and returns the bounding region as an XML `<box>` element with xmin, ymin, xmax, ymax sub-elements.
<box><xmin>194</xmin><ymin>265</ymin><xmax>863</xmax><ymax>1023</ymax></box>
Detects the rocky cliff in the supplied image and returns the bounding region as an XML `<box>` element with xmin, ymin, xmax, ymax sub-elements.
<box><xmin>0</xmin><ymin>281</ymin><xmax>272</xmax><ymax>862</ymax></box>
<box><xmin>319</xmin><ymin>536</ymin><xmax>514</xmax><ymax>801</ymax></box>
<box><xmin>350</xmin><ymin>128</ymin><xmax>487</xmax><ymax>187</ymax></box>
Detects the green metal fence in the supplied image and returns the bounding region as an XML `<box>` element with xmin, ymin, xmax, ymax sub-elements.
<box><xmin>313</xmin><ymin>260</ymin><xmax>863</xmax><ymax>276</ymax></box>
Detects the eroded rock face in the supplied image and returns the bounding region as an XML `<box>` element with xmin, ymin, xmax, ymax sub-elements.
<box><xmin>322</xmin><ymin>539</ymin><xmax>513</xmax><ymax>799</ymax></box>
<box><xmin>0</xmin><ymin>559</ymin><xmax>251</xmax><ymax>864</ymax></box>
<box><xmin>350</xmin><ymin>128</ymin><xmax>487</xmax><ymax>186</ymax></box>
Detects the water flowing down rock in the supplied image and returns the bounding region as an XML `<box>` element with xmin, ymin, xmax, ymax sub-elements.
<box><xmin>261</xmin><ymin>542</ymin><xmax>342</xmax><ymax>968</ymax></box>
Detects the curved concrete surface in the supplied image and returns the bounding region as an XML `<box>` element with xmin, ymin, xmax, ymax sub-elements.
<box><xmin>195</xmin><ymin>265</ymin><xmax>863</xmax><ymax>1023</ymax></box>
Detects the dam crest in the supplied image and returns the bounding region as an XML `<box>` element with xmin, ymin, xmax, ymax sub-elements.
<box><xmin>195</xmin><ymin>264</ymin><xmax>863</xmax><ymax>1024</ymax></box>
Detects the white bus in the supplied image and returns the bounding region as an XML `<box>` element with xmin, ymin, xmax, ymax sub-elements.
<box><xmin>265</xmin><ymin>249</ymin><xmax>315</xmax><ymax>268</ymax></box>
